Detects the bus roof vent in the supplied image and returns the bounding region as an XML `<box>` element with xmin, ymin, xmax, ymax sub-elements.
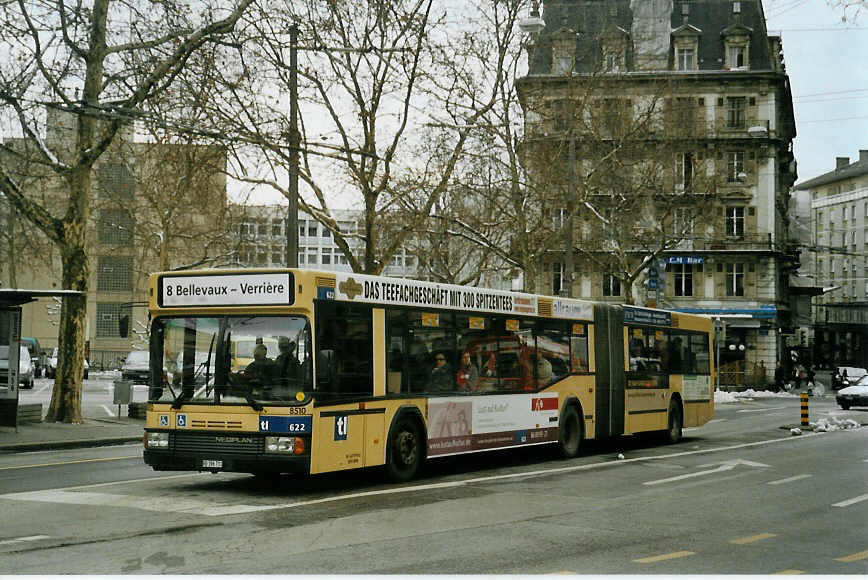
<box><xmin>538</xmin><ymin>298</ymin><xmax>553</xmax><ymax>317</ymax></box>
<box><xmin>316</xmin><ymin>276</ymin><xmax>336</xmax><ymax>288</ymax></box>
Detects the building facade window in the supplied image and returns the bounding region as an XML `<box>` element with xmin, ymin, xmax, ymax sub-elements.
<box><xmin>726</xmin><ymin>97</ymin><xmax>746</xmax><ymax>128</ymax></box>
<box><xmin>674</xmin><ymin>207</ymin><xmax>694</xmax><ymax>237</ymax></box>
<box><xmin>726</xmin><ymin>206</ymin><xmax>745</xmax><ymax>237</ymax></box>
<box><xmin>672</xmin><ymin>264</ymin><xmax>694</xmax><ymax>296</ymax></box>
<box><xmin>97</xmin><ymin>256</ymin><xmax>133</xmax><ymax>292</ymax></box>
<box><xmin>725</xmin><ymin>263</ymin><xmax>745</xmax><ymax>296</ymax></box>
<box><xmin>98</xmin><ymin>163</ymin><xmax>135</xmax><ymax>199</ymax></box>
<box><xmin>603</xmin><ymin>273</ymin><xmax>621</xmax><ymax>297</ymax></box>
<box><xmin>98</xmin><ymin>210</ymin><xmax>133</xmax><ymax>245</ymax></box>
<box><xmin>552</xmin><ymin>262</ymin><xmax>564</xmax><ymax>296</ymax></box>
<box><xmin>676</xmin><ymin>152</ymin><xmax>694</xmax><ymax>190</ymax></box>
<box><xmin>96</xmin><ymin>303</ymin><xmax>133</xmax><ymax>338</ymax></box>
<box><xmin>727</xmin><ymin>151</ymin><xmax>746</xmax><ymax>183</ymax></box>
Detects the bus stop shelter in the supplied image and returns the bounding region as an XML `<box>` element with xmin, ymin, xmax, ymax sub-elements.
<box><xmin>0</xmin><ymin>289</ymin><xmax>83</xmax><ymax>430</ymax></box>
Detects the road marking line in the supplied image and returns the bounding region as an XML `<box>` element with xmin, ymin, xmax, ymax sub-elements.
<box><xmin>707</xmin><ymin>419</ymin><xmax>727</xmax><ymax>423</ymax></box>
<box><xmin>634</xmin><ymin>551</ymin><xmax>695</xmax><ymax>563</ymax></box>
<box><xmin>737</xmin><ymin>406</ymin><xmax>788</xmax><ymax>413</ymax></box>
<box><xmin>832</xmin><ymin>493</ymin><xmax>868</xmax><ymax>508</ymax></box>
<box><xmin>101</xmin><ymin>404</ymin><xmax>116</xmax><ymax>417</ymax></box>
<box><xmin>835</xmin><ymin>550</ymin><xmax>868</xmax><ymax>563</ymax></box>
<box><xmin>766</xmin><ymin>474</ymin><xmax>812</xmax><ymax>485</ymax></box>
<box><xmin>0</xmin><ymin>432</ymin><xmax>830</xmax><ymax>516</ymax></box>
<box><xmin>773</xmin><ymin>570</ymin><xmax>804</xmax><ymax>575</ymax></box>
<box><xmin>730</xmin><ymin>533</ymin><xmax>777</xmax><ymax>544</ymax></box>
<box><xmin>0</xmin><ymin>535</ymin><xmax>51</xmax><ymax>546</ymax></box>
<box><xmin>0</xmin><ymin>456</ymin><xmax>141</xmax><ymax>471</ymax></box>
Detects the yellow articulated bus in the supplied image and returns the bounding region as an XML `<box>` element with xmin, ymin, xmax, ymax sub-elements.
<box><xmin>143</xmin><ymin>268</ymin><xmax>715</xmax><ymax>481</ymax></box>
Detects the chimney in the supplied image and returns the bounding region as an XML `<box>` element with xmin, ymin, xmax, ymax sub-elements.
<box><xmin>860</xmin><ymin>150</ymin><xmax>868</xmax><ymax>163</ymax></box>
<box><xmin>836</xmin><ymin>157</ymin><xmax>850</xmax><ymax>170</ymax></box>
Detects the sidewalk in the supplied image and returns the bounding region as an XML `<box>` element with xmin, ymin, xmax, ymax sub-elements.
<box><xmin>0</xmin><ymin>414</ymin><xmax>144</xmax><ymax>453</ymax></box>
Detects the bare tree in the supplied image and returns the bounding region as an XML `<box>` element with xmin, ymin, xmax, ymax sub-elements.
<box><xmin>0</xmin><ymin>0</ymin><xmax>254</xmax><ymax>422</ymax></box>
<box><xmin>206</xmin><ymin>0</ymin><xmax>524</xmax><ymax>275</ymax></box>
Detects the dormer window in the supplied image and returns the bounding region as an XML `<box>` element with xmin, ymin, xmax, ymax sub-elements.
<box><xmin>722</xmin><ymin>23</ymin><xmax>752</xmax><ymax>71</ymax></box>
<box><xmin>551</xmin><ymin>27</ymin><xmax>577</xmax><ymax>75</ymax></box>
<box><xmin>671</xmin><ymin>23</ymin><xmax>701</xmax><ymax>72</ymax></box>
<box><xmin>604</xmin><ymin>50</ymin><xmax>623</xmax><ymax>72</ymax></box>
<box><xmin>727</xmin><ymin>44</ymin><xmax>747</xmax><ymax>69</ymax></box>
<box><xmin>676</xmin><ymin>47</ymin><xmax>696</xmax><ymax>71</ymax></box>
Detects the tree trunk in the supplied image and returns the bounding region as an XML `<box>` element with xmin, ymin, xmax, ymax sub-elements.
<box><xmin>44</xmin><ymin>168</ymin><xmax>92</xmax><ymax>424</ymax></box>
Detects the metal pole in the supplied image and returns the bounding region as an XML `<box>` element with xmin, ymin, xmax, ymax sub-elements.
<box><xmin>286</xmin><ymin>24</ymin><xmax>300</xmax><ymax>268</ymax></box>
<box><xmin>561</xmin><ymin>133</ymin><xmax>575</xmax><ymax>297</ymax></box>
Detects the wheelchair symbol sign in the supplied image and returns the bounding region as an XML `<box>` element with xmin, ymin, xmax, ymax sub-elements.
<box><xmin>159</xmin><ymin>415</ymin><xmax>169</xmax><ymax>427</ymax></box>
<box><xmin>177</xmin><ymin>414</ymin><xmax>187</xmax><ymax>428</ymax></box>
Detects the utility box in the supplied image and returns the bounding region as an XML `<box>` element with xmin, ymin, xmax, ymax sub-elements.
<box><xmin>113</xmin><ymin>380</ymin><xmax>132</xmax><ymax>405</ymax></box>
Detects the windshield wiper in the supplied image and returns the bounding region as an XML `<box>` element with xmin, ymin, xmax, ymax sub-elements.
<box><xmin>245</xmin><ymin>393</ymin><xmax>263</xmax><ymax>411</ymax></box>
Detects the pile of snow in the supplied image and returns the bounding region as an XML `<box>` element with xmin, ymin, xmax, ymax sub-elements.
<box><xmin>714</xmin><ymin>388</ymin><xmax>799</xmax><ymax>403</ymax></box>
<box><xmin>811</xmin><ymin>417</ymin><xmax>862</xmax><ymax>432</ymax></box>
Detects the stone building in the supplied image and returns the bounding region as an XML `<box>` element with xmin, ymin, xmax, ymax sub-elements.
<box><xmin>793</xmin><ymin>150</ymin><xmax>868</xmax><ymax>369</ymax></box>
<box><xmin>515</xmin><ymin>0</ymin><xmax>798</xmax><ymax>384</ymax></box>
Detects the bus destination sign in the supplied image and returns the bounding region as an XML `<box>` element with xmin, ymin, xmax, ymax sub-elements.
<box><xmin>159</xmin><ymin>273</ymin><xmax>293</xmax><ymax>307</ymax></box>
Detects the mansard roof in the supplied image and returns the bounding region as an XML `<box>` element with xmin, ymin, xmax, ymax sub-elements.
<box><xmin>529</xmin><ymin>0</ymin><xmax>774</xmax><ymax>74</ymax></box>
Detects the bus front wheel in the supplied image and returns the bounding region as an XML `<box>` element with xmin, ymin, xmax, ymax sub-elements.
<box><xmin>664</xmin><ymin>401</ymin><xmax>683</xmax><ymax>444</ymax></box>
<box><xmin>558</xmin><ymin>405</ymin><xmax>583</xmax><ymax>459</ymax></box>
<box><xmin>386</xmin><ymin>416</ymin><xmax>423</xmax><ymax>482</ymax></box>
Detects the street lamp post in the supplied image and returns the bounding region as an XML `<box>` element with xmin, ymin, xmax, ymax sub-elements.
<box><xmin>286</xmin><ymin>24</ymin><xmax>300</xmax><ymax>268</ymax></box>
<box><xmin>562</xmin><ymin>133</ymin><xmax>575</xmax><ymax>298</ymax></box>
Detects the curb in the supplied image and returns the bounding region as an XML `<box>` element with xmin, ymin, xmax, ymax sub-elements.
<box><xmin>0</xmin><ymin>435</ymin><xmax>143</xmax><ymax>453</ymax></box>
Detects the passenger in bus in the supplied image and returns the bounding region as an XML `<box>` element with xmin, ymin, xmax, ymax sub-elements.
<box><xmin>456</xmin><ymin>351</ymin><xmax>479</xmax><ymax>392</ymax></box>
<box><xmin>536</xmin><ymin>356</ymin><xmax>553</xmax><ymax>388</ymax></box>
<box><xmin>427</xmin><ymin>351</ymin><xmax>453</xmax><ymax>391</ymax></box>
<box><xmin>667</xmin><ymin>337</ymin><xmax>683</xmax><ymax>372</ymax></box>
<box><xmin>275</xmin><ymin>336</ymin><xmax>300</xmax><ymax>380</ymax></box>
<box><xmin>482</xmin><ymin>352</ymin><xmax>496</xmax><ymax>377</ymax></box>
<box><xmin>243</xmin><ymin>343</ymin><xmax>274</xmax><ymax>387</ymax></box>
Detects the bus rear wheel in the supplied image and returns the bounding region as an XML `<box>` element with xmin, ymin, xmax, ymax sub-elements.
<box><xmin>558</xmin><ymin>405</ymin><xmax>583</xmax><ymax>459</ymax></box>
<box><xmin>386</xmin><ymin>416</ymin><xmax>423</xmax><ymax>482</ymax></box>
<box><xmin>664</xmin><ymin>401</ymin><xmax>683</xmax><ymax>444</ymax></box>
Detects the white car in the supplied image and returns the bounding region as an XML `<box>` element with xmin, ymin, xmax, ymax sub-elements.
<box><xmin>46</xmin><ymin>347</ymin><xmax>89</xmax><ymax>379</ymax></box>
<box><xmin>835</xmin><ymin>374</ymin><xmax>868</xmax><ymax>410</ymax></box>
<box><xmin>0</xmin><ymin>346</ymin><xmax>34</xmax><ymax>389</ymax></box>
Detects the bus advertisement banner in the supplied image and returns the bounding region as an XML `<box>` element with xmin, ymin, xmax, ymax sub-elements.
<box><xmin>331</xmin><ymin>273</ymin><xmax>594</xmax><ymax>321</ymax></box>
<box><xmin>427</xmin><ymin>393</ymin><xmax>560</xmax><ymax>457</ymax></box>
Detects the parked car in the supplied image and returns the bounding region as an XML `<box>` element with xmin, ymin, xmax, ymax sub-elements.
<box><xmin>122</xmin><ymin>350</ymin><xmax>151</xmax><ymax>384</ymax></box>
<box><xmin>46</xmin><ymin>347</ymin><xmax>89</xmax><ymax>379</ymax></box>
<box><xmin>19</xmin><ymin>337</ymin><xmax>44</xmax><ymax>378</ymax></box>
<box><xmin>836</xmin><ymin>374</ymin><xmax>868</xmax><ymax>410</ymax></box>
<box><xmin>0</xmin><ymin>346</ymin><xmax>34</xmax><ymax>389</ymax></box>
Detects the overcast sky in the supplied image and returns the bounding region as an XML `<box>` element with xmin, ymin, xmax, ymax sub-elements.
<box><xmin>764</xmin><ymin>0</ymin><xmax>868</xmax><ymax>182</ymax></box>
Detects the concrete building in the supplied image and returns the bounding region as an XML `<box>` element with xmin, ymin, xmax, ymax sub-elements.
<box><xmin>0</xmin><ymin>109</ymin><xmax>229</xmax><ymax>369</ymax></box>
<box><xmin>230</xmin><ymin>204</ymin><xmax>417</xmax><ymax>278</ymax></box>
<box><xmin>793</xmin><ymin>150</ymin><xmax>868</xmax><ymax>369</ymax></box>
<box><xmin>515</xmin><ymin>0</ymin><xmax>798</xmax><ymax>386</ymax></box>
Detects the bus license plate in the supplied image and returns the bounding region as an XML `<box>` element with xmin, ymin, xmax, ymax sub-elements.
<box><xmin>202</xmin><ymin>459</ymin><xmax>223</xmax><ymax>469</ymax></box>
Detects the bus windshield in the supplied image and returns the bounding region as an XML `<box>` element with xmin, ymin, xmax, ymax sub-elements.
<box><xmin>149</xmin><ymin>315</ymin><xmax>312</xmax><ymax>406</ymax></box>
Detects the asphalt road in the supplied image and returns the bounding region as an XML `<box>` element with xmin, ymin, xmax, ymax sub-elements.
<box><xmin>0</xmin><ymin>396</ymin><xmax>865</xmax><ymax>574</ymax></box>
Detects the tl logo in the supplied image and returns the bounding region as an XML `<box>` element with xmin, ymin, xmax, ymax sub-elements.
<box><xmin>334</xmin><ymin>415</ymin><xmax>348</xmax><ymax>441</ymax></box>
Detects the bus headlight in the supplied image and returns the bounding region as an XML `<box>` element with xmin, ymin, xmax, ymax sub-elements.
<box><xmin>265</xmin><ymin>436</ymin><xmax>305</xmax><ymax>455</ymax></box>
<box><xmin>145</xmin><ymin>432</ymin><xmax>169</xmax><ymax>449</ymax></box>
